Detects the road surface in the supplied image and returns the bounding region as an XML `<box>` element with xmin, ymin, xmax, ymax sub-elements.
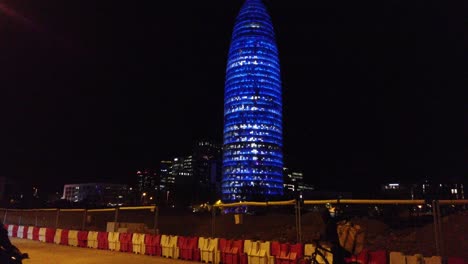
<box><xmin>11</xmin><ymin>238</ymin><xmax>189</xmax><ymax>264</ymax></box>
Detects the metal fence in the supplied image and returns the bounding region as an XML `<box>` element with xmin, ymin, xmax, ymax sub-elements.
<box><xmin>2</xmin><ymin>199</ymin><xmax>467</xmax><ymax>259</ymax></box>
<box><xmin>1</xmin><ymin>206</ymin><xmax>157</xmax><ymax>233</ymax></box>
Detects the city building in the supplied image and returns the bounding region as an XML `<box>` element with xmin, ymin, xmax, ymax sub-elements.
<box><xmin>192</xmin><ymin>140</ymin><xmax>222</xmax><ymax>203</ymax></box>
<box><xmin>222</xmin><ymin>0</ymin><xmax>284</xmax><ymax>202</ymax></box>
<box><xmin>169</xmin><ymin>156</ymin><xmax>194</xmax><ymax>206</ymax></box>
<box><xmin>62</xmin><ymin>183</ymin><xmax>128</xmax><ymax>207</ymax></box>
<box><xmin>283</xmin><ymin>168</ymin><xmax>314</xmax><ymax>199</ymax></box>
<box><xmin>136</xmin><ymin>169</ymin><xmax>156</xmax><ymax>193</ymax></box>
<box><xmin>380</xmin><ymin>181</ymin><xmax>466</xmax><ymax>201</ymax></box>
<box><xmin>159</xmin><ymin>160</ymin><xmax>173</xmax><ymax>205</ymax></box>
<box><xmin>171</xmin><ymin>156</ymin><xmax>193</xmax><ymax>185</ymax></box>
<box><xmin>165</xmin><ymin>141</ymin><xmax>223</xmax><ymax>206</ymax></box>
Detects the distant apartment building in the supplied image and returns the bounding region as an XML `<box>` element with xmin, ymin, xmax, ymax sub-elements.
<box><xmin>136</xmin><ymin>169</ymin><xmax>156</xmax><ymax>193</ymax></box>
<box><xmin>159</xmin><ymin>160</ymin><xmax>173</xmax><ymax>191</ymax></box>
<box><xmin>192</xmin><ymin>141</ymin><xmax>222</xmax><ymax>203</ymax></box>
<box><xmin>158</xmin><ymin>160</ymin><xmax>173</xmax><ymax>205</ymax></box>
<box><xmin>168</xmin><ymin>156</ymin><xmax>193</xmax><ymax>206</ymax></box>
<box><xmin>381</xmin><ymin>181</ymin><xmax>465</xmax><ymax>200</ymax></box>
<box><xmin>283</xmin><ymin>168</ymin><xmax>314</xmax><ymax>198</ymax></box>
<box><xmin>62</xmin><ymin>183</ymin><xmax>128</xmax><ymax>207</ymax></box>
<box><xmin>161</xmin><ymin>140</ymin><xmax>222</xmax><ymax>206</ymax></box>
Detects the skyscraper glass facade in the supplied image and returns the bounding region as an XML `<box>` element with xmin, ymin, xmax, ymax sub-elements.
<box><xmin>222</xmin><ymin>0</ymin><xmax>283</xmax><ymax>202</ymax></box>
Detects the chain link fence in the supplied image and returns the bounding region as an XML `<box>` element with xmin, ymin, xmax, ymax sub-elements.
<box><xmin>2</xmin><ymin>200</ymin><xmax>467</xmax><ymax>259</ymax></box>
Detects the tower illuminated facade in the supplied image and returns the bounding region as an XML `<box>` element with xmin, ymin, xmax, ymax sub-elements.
<box><xmin>222</xmin><ymin>0</ymin><xmax>283</xmax><ymax>202</ymax></box>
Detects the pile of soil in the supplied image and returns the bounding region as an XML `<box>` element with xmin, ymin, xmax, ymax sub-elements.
<box><xmin>199</xmin><ymin>211</ymin><xmax>468</xmax><ymax>260</ymax></box>
<box><xmin>76</xmin><ymin>208</ymin><xmax>467</xmax><ymax>260</ymax></box>
<box><xmin>365</xmin><ymin>211</ymin><xmax>468</xmax><ymax>259</ymax></box>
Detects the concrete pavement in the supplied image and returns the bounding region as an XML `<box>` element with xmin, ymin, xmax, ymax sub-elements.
<box><xmin>11</xmin><ymin>238</ymin><xmax>191</xmax><ymax>264</ymax></box>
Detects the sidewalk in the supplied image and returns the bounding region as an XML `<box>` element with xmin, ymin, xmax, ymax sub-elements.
<box><xmin>12</xmin><ymin>238</ymin><xmax>190</xmax><ymax>264</ymax></box>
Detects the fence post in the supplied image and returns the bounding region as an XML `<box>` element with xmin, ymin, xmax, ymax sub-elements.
<box><xmin>18</xmin><ymin>210</ymin><xmax>22</xmax><ymax>226</ymax></box>
<box><xmin>298</xmin><ymin>200</ymin><xmax>302</xmax><ymax>243</ymax></box>
<box><xmin>3</xmin><ymin>208</ymin><xmax>7</xmax><ymax>224</ymax></box>
<box><xmin>435</xmin><ymin>200</ymin><xmax>444</xmax><ymax>256</ymax></box>
<box><xmin>55</xmin><ymin>209</ymin><xmax>60</xmax><ymax>229</ymax></box>
<box><xmin>211</xmin><ymin>206</ymin><xmax>216</xmax><ymax>237</ymax></box>
<box><xmin>114</xmin><ymin>207</ymin><xmax>119</xmax><ymax>232</ymax></box>
<box><xmin>153</xmin><ymin>206</ymin><xmax>159</xmax><ymax>235</ymax></box>
<box><xmin>82</xmin><ymin>209</ymin><xmax>87</xmax><ymax>231</ymax></box>
<box><xmin>295</xmin><ymin>200</ymin><xmax>299</xmax><ymax>243</ymax></box>
<box><xmin>35</xmin><ymin>210</ymin><xmax>38</xmax><ymax>227</ymax></box>
<box><xmin>432</xmin><ymin>200</ymin><xmax>440</xmax><ymax>256</ymax></box>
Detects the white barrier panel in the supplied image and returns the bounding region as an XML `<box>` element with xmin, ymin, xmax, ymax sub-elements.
<box><xmin>54</xmin><ymin>229</ymin><xmax>62</xmax><ymax>244</ymax></box>
<box><xmin>87</xmin><ymin>231</ymin><xmax>99</xmax><ymax>249</ymax></box>
<box><xmin>27</xmin><ymin>226</ymin><xmax>34</xmax><ymax>240</ymax></box>
<box><xmin>390</xmin><ymin>252</ymin><xmax>406</xmax><ymax>264</ymax></box>
<box><xmin>38</xmin><ymin>227</ymin><xmax>47</xmax><ymax>242</ymax></box>
<box><xmin>390</xmin><ymin>252</ymin><xmax>425</xmax><ymax>264</ymax></box>
<box><xmin>249</xmin><ymin>241</ymin><xmax>271</xmax><ymax>264</ymax></box>
<box><xmin>108</xmin><ymin>232</ymin><xmax>121</xmax><ymax>251</ymax></box>
<box><xmin>68</xmin><ymin>230</ymin><xmax>79</xmax><ymax>247</ymax></box>
<box><xmin>161</xmin><ymin>235</ymin><xmax>170</xmax><ymax>257</ymax></box>
<box><xmin>424</xmin><ymin>256</ymin><xmax>442</xmax><ymax>264</ymax></box>
<box><xmin>7</xmin><ymin>225</ymin><xmax>14</xmax><ymax>237</ymax></box>
<box><xmin>161</xmin><ymin>235</ymin><xmax>178</xmax><ymax>258</ymax></box>
<box><xmin>132</xmin><ymin>233</ymin><xmax>146</xmax><ymax>254</ymax></box>
<box><xmin>200</xmin><ymin>237</ymin><xmax>218</xmax><ymax>263</ymax></box>
<box><xmin>17</xmin><ymin>226</ymin><xmax>25</xmax><ymax>238</ymax></box>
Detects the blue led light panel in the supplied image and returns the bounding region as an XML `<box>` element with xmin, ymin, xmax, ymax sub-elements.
<box><xmin>222</xmin><ymin>0</ymin><xmax>283</xmax><ymax>202</ymax></box>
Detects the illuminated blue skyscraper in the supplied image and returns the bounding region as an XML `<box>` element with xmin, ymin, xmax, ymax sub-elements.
<box><xmin>222</xmin><ymin>0</ymin><xmax>283</xmax><ymax>202</ymax></box>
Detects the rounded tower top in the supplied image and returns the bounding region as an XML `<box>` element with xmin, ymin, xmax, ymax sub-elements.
<box><xmin>231</xmin><ymin>0</ymin><xmax>276</xmax><ymax>42</ymax></box>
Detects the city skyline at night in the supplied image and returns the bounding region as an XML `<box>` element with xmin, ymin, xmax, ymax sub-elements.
<box><xmin>1</xmin><ymin>0</ymin><xmax>465</xmax><ymax>198</ymax></box>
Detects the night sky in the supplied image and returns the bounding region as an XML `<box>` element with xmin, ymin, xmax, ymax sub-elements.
<box><xmin>1</xmin><ymin>0</ymin><xmax>466</xmax><ymax>195</ymax></box>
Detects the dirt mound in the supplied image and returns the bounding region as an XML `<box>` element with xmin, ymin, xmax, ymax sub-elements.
<box><xmin>366</xmin><ymin>211</ymin><xmax>468</xmax><ymax>260</ymax></box>
<box><xmin>155</xmin><ymin>210</ymin><xmax>468</xmax><ymax>260</ymax></box>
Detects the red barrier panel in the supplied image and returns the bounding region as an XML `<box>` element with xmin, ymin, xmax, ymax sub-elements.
<box><xmin>12</xmin><ymin>225</ymin><xmax>19</xmax><ymax>238</ymax></box>
<box><xmin>177</xmin><ymin>236</ymin><xmax>187</xmax><ymax>259</ymax></box>
<box><xmin>22</xmin><ymin>226</ymin><xmax>29</xmax><ymax>239</ymax></box>
<box><xmin>144</xmin><ymin>234</ymin><xmax>161</xmax><ymax>256</ymax></box>
<box><xmin>32</xmin><ymin>227</ymin><xmax>40</xmax><ymax>241</ymax></box>
<box><xmin>77</xmin><ymin>231</ymin><xmax>88</xmax><ymax>248</ymax></box>
<box><xmin>346</xmin><ymin>249</ymin><xmax>370</xmax><ymax>264</ymax></box>
<box><xmin>225</xmin><ymin>240</ymin><xmax>244</xmax><ymax>264</ymax></box>
<box><xmin>45</xmin><ymin>228</ymin><xmax>55</xmax><ymax>243</ymax></box>
<box><xmin>219</xmin><ymin>238</ymin><xmax>233</xmax><ymax>264</ymax></box>
<box><xmin>180</xmin><ymin>237</ymin><xmax>199</xmax><ymax>261</ymax></box>
<box><xmin>288</xmin><ymin>243</ymin><xmax>304</xmax><ymax>264</ymax></box>
<box><xmin>97</xmin><ymin>231</ymin><xmax>109</xmax><ymax>250</ymax></box>
<box><xmin>368</xmin><ymin>250</ymin><xmax>387</xmax><ymax>264</ymax></box>
<box><xmin>119</xmin><ymin>233</ymin><xmax>133</xmax><ymax>253</ymax></box>
<box><xmin>447</xmin><ymin>257</ymin><xmax>465</xmax><ymax>264</ymax></box>
<box><xmin>274</xmin><ymin>243</ymin><xmax>290</xmax><ymax>264</ymax></box>
<box><xmin>271</xmin><ymin>241</ymin><xmax>281</xmax><ymax>259</ymax></box>
<box><xmin>60</xmin><ymin>229</ymin><xmax>70</xmax><ymax>246</ymax></box>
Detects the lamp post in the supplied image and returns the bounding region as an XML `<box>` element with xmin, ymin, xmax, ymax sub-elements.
<box><xmin>141</xmin><ymin>192</ymin><xmax>147</xmax><ymax>205</ymax></box>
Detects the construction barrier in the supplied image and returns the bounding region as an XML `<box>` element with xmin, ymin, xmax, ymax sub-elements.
<box><xmin>3</xmin><ymin>201</ymin><xmax>468</xmax><ymax>262</ymax></box>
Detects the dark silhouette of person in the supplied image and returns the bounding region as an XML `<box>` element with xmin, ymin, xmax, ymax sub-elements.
<box><xmin>320</xmin><ymin>208</ymin><xmax>347</xmax><ymax>264</ymax></box>
<box><xmin>0</xmin><ymin>224</ymin><xmax>23</xmax><ymax>262</ymax></box>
